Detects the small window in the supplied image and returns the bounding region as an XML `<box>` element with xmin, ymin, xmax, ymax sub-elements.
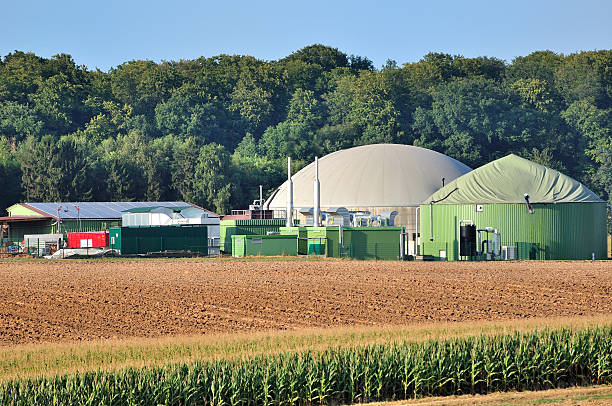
<box><xmin>252</xmin><ymin>238</ymin><xmax>262</xmax><ymax>244</ymax></box>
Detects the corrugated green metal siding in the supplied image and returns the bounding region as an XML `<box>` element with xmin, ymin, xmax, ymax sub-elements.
<box><xmin>53</xmin><ymin>220</ymin><xmax>121</xmax><ymax>237</ymax></box>
<box><xmin>343</xmin><ymin>227</ymin><xmax>402</xmax><ymax>260</ymax></box>
<box><xmin>247</xmin><ymin>235</ymin><xmax>297</xmax><ymax>256</ymax></box>
<box><xmin>112</xmin><ymin>226</ymin><xmax>208</xmax><ymax>255</ymax></box>
<box><xmin>420</xmin><ymin>203</ymin><xmax>607</xmax><ymax>260</ymax></box>
<box><xmin>6</xmin><ymin>221</ymin><xmax>52</xmax><ymax>243</ymax></box>
<box><xmin>324</xmin><ymin>228</ymin><xmax>339</xmax><ymax>257</ymax></box>
<box><xmin>280</xmin><ymin>226</ymin><xmax>402</xmax><ymax>259</ymax></box>
<box><xmin>234</xmin><ymin>219</ymin><xmax>290</xmax><ymax>226</ymax></box>
<box><xmin>220</xmin><ymin>219</ymin><xmax>289</xmax><ymax>254</ymax></box>
<box><xmin>231</xmin><ymin>235</ymin><xmax>297</xmax><ymax>257</ymax></box>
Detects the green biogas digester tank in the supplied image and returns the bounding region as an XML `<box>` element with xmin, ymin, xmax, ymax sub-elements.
<box><xmin>419</xmin><ymin>154</ymin><xmax>607</xmax><ymax>261</ymax></box>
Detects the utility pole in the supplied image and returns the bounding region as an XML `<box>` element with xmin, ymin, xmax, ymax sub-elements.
<box><xmin>75</xmin><ymin>205</ymin><xmax>81</xmax><ymax>232</ymax></box>
<box><xmin>57</xmin><ymin>206</ymin><xmax>62</xmax><ymax>233</ymax></box>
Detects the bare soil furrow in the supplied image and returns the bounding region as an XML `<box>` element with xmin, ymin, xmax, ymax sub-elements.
<box><xmin>0</xmin><ymin>259</ymin><xmax>610</xmax><ymax>345</ymax></box>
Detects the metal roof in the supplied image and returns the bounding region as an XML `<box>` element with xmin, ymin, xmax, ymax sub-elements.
<box><xmin>21</xmin><ymin>202</ymin><xmax>200</xmax><ymax>219</ymax></box>
<box><xmin>265</xmin><ymin>144</ymin><xmax>472</xmax><ymax>208</ymax></box>
<box><xmin>122</xmin><ymin>206</ymin><xmax>193</xmax><ymax>213</ymax></box>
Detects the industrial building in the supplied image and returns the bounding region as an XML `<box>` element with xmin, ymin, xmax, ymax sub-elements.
<box><xmin>264</xmin><ymin>144</ymin><xmax>471</xmax><ymax>256</ymax></box>
<box><xmin>2</xmin><ymin>147</ymin><xmax>608</xmax><ymax>261</ymax></box>
<box><xmin>420</xmin><ymin>154</ymin><xmax>607</xmax><ymax>260</ymax></box>
<box><xmin>1</xmin><ymin>202</ymin><xmax>219</xmax><ymax>249</ymax></box>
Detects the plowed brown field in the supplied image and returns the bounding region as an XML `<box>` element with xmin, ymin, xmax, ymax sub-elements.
<box><xmin>0</xmin><ymin>259</ymin><xmax>611</xmax><ymax>345</ymax></box>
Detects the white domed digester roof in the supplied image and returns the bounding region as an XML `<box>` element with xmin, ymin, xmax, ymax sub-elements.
<box><xmin>265</xmin><ymin>144</ymin><xmax>471</xmax><ymax>209</ymax></box>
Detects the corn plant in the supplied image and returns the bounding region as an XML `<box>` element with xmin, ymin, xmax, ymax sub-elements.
<box><xmin>1</xmin><ymin>326</ymin><xmax>611</xmax><ymax>406</ymax></box>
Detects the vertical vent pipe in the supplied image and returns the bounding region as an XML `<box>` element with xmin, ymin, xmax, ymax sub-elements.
<box><xmin>259</xmin><ymin>185</ymin><xmax>263</xmax><ymax>206</ymax></box>
<box><xmin>313</xmin><ymin>156</ymin><xmax>321</xmax><ymax>227</ymax></box>
<box><xmin>429</xmin><ymin>202</ymin><xmax>433</xmax><ymax>241</ymax></box>
<box><xmin>286</xmin><ymin>157</ymin><xmax>293</xmax><ymax>227</ymax></box>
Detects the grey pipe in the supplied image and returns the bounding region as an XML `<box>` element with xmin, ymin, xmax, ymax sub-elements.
<box><xmin>608</xmin><ymin>204</ymin><xmax>611</xmax><ymax>258</ymax></box>
<box><xmin>313</xmin><ymin>156</ymin><xmax>321</xmax><ymax>227</ymax></box>
<box><xmin>259</xmin><ymin>185</ymin><xmax>263</xmax><ymax>206</ymax></box>
<box><xmin>286</xmin><ymin>157</ymin><xmax>293</xmax><ymax>227</ymax></box>
<box><xmin>429</xmin><ymin>202</ymin><xmax>433</xmax><ymax>241</ymax></box>
<box><xmin>415</xmin><ymin>206</ymin><xmax>420</xmax><ymax>255</ymax></box>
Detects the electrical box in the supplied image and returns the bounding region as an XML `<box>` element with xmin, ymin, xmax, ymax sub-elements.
<box><xmin>501</xmin><ymin>246</ymin><xmax>517</xmax><ymax>260</ymax></box>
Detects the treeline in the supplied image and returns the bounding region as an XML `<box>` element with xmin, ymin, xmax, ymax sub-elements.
<box><xmin>0</xmin><ymin>45</ymin><xmax>611</xmax><ymax>214</ymax></box>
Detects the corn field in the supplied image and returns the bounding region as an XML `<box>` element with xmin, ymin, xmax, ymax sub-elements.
<box><xmin>1</xmin><ymin>327</ymin><xmax>611</xmax><ymax>405</ymax></box>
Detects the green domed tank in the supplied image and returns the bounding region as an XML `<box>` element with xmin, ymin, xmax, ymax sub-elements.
<box><xmin>419</xmin><ymin>155</ymin><xmax>607</xmax><ymax>260</ymax></box>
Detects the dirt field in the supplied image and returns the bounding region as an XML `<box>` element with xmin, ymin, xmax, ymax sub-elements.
<box><xmin>371</xmin><ymin>384</ymin><xmax>612</xmax><ymax>405</ymax></box>
<box><xmin>0</xmin><ymin>259</ymin><xmax>611</xmax><ymax>345</ymax></box>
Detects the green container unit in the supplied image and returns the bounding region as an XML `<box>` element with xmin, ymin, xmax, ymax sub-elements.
<box><xmin>108</xmin><ymin>226</ymin><xmax>208</xmax><ymax>255</ymax></box>
<box><xmin>420</xmin><ymin>203</ymin><xmax>607</xmax><ymax>261</ymax></box>
<box><xmin>339</xmin><ymin>227</ymin><xmax>402</xmax><ymax>260</ymax></box>
<box><xmin>282</xmin><ymin>226</ymin><xmax>402</xmax><ymax>260</ymax></box>
<box><xmin>220</xmin><ymin>219</ymin><xmax>290</xmax><ymax>254</ymax></box>
<box><xmin>231</xmin><ymin>234</ymin><xmax>298</xmax><ymax>257</ymax></box>
<box><xmin>305</xmin><ymin>227</ymin><xmax>327</xmax><ymax>255</ymax></box>
<box><xmin>286</xmin><ymin>227</ymin><xmax>328</xmax><ymax>256</ymax></box>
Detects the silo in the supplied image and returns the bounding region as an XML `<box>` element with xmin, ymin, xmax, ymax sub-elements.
<box><xmin>419</xmin><ymin>154</ymin><xmax>607</xmax><ymax>260</ymax></box>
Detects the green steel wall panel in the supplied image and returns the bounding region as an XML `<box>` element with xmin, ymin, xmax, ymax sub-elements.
<box><xmin>231</xmin><ymin>234</ymin><xmax>297</xmax><ymax>257</ymax></box>
<box><xmin>109</xmin><ymin>227</ymin><xmax>121</xmax><ymax>251</ymax></box>
<box><xmin>6</xmin><ymin>221</ymin><xmax>52</xmax><ymax>243</ymax></box>
<box><xmin>231</xmin><ymin>235</ymin><xmax>246</xmax><ymax>257</ymax></box>
<box><xmin>343</xmin><ymin>227</ymin><xmax>402</xmax><ymax>260</ymax></box>
<box><xmin>420</xmin><ymin>202</ymin><xmax>606</xmax><ymax>260</ymax></box>
<box><xmin>246</xmin><ymin>235</ymin><xmax>297</xmax><ymax>256</ymax></box>
<box><xmin>279</xmin><ymin>226</ymin><xmax>402</xmax><ymax>259</ymax></box>
<box><xmin>113</xmin><ymin>226</ymin><xmax>208</xmax><ymax>255</ymax></box>
<box><xmin>324</xmin><ymin>228</ymin><xmax>339</xmax><ymax>257</ymax></box>
<box><xmin>305</xmin><ymin>227</ymin><xmax>327</xmax><ymax>255</ymax></box>
<box><xmin>220</xmin><ymin>219</ymin><xmax>290</xmax><ymax>254</ymax></box>
<box><xmin>53</xmin><ymin>220</ymin><xmax>121</xmax><ymax>238</ymax></box>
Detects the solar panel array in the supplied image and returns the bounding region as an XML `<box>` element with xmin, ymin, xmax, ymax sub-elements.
<box><xmin>26</xmin><ymin>202</ymin><xmax>194</xmax><ymax>219</ymax></box>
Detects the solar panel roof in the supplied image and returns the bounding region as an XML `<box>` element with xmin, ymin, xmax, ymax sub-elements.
<box><xmin>24</xmin><ymin>202</ymin><xmax>199</xmax><ymax>219</ymax></box>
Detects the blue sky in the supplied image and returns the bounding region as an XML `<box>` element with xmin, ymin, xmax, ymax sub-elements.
<box><xmin>2</xmin><ymin>0</ymin><xmax>611</xmax><ymax>71</ymax></box>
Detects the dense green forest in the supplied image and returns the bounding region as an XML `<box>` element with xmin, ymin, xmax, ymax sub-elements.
<box><xmin>0</xmin><ymin>45</ymin><xmax>611</xmax><ymax>214</ymax></box>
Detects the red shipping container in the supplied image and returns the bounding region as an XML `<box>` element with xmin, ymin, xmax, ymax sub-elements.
<box><xmin>67</xmin><ymin>232</ymin><xmax>109</xmax><ymax>248</ymax></box>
